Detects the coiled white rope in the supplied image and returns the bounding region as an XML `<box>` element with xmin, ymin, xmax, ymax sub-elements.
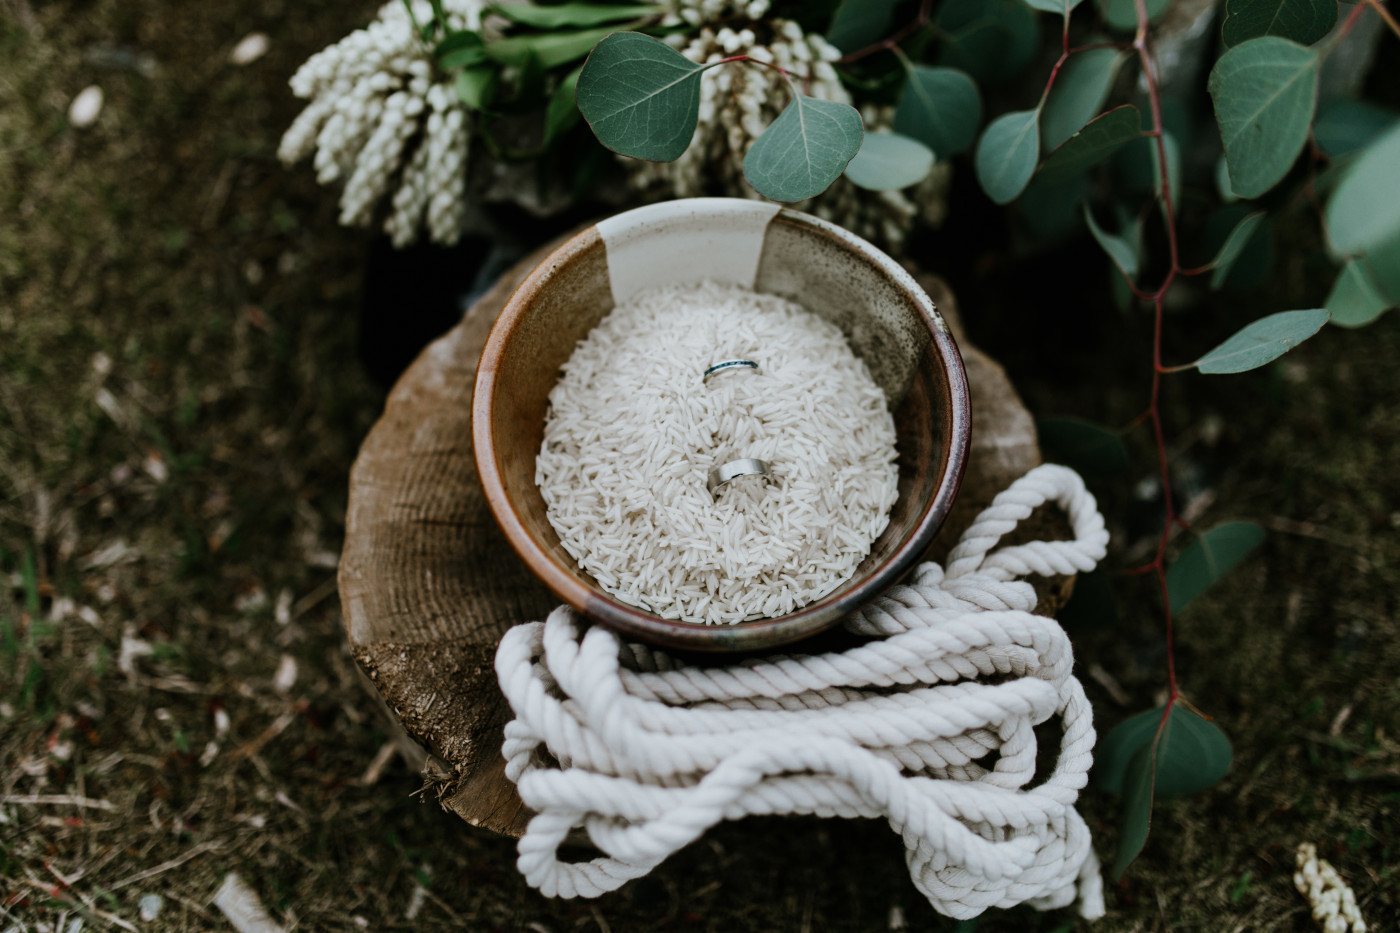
<box><xmin>495</xmin><ymin>464</ymin><xmax>1111</xmax><ymax>920</ymax></box>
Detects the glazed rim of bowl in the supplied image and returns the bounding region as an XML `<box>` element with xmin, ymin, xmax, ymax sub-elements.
<box><xmin>473</xmin><ymin>198</ymin><xmax>971</xmax><ymax>652</ymax></box>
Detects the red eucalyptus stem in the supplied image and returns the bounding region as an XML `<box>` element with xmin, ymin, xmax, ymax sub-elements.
<box><xmin>1036</xmin><ymin>4</ymin><xmax>1076</xmax><ymax>105</ymax></box>
<box><xmin>1132</xmin><ymin>0</ymin><xmax>1180</xmax><ymax>702</ymax></box>
<box><xmin>1364</xmin><ymin>0</ymin><xmax>1400</xmax><ymax>39</ymax></box>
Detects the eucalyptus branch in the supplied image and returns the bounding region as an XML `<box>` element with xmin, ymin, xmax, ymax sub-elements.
<box><xmin>1364</xmin><ymin>0</ymin><xmax>1400</xmax><ymax>39</ymax></box>
<box><xmin>1132</xmin><ymin>0</ymin><xmax>1185</xmax><ymax>703</ymax></box>
<box><xmin>835</xmin><ymin>0</ymin><xmax>934</xmax><ymax>65</ymax></box>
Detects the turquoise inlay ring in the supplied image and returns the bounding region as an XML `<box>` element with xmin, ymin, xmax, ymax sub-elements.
<box><xmin>703</xmin><ymin>359</ymin><xmax>760</xmax><ymax>380</ymax></box>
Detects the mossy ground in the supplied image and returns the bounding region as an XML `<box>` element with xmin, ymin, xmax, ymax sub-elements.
<box><xmin>1</xmin><ymin>2</ymin><xmax>1396</xmax><ymax>930</ymax></box>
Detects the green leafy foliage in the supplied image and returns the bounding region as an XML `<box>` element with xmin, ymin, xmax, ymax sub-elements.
<box><xmin>1041</xmin><ymin>48</ymin><xmax>1128</xmax><ymax>151</ymax></box>
<box><xmin>454</xmin><ymin>65</ymin><xmax>497</xmax><ymax>110</ymax></box>
<box><xmin>1358</xmin><ymin>233</ymin><xmax>1400</xmax><ymax>304</ymax></box>
<box><xmin>1209</xmin><ymin>36</ymin><xmax>1319</xmax><ymax>198</ymax></box>
<box><xmin>576</xmin><ymin>32</ymin><xmax>702</xmax><ymax>162</ymax></box>
<box><xmin>1036</xmin><ymin>418</ymin><xmax>1128</xmax><ymax>476</ymax></box>
<box><xmin>1114</xmin><ymin>741</ymin><xmax>1157</xmax><ymax>879</ymax></box>
<box><xmin>1109</xmin><ymin>95</ymin><xmax>1189</xmax><ymax>193</ymax></box>
<box><xmin>1038</xmin><ymin>104</ymin><xmax>1141</xmax><ymax>183</ymax></box>
<box><xmin>1150</xmin><ymin>130</ymin><xmax>1180</xmax><ymax>198</ymax></box>
<box><xmin>1326</xmin><ymin>259</ymin><xmax>1395</xmax><ymax>328</ymax></box>
<box><xmin>1325</xmin><ymin>121</ymin><xmax>1400</xmax><ymax>259</ymax></box>
<box><xmin>1192</xmin><ymin>309</ymin><xmax>1330</xmax><ymax>374</ymax></box>
<box><xmin>1083</xmin><ymin>205</ymin><xmax>1139</xmax><ymax>278</ymax></box>
<box><xmin>1096</xmin><ymin>0</ymin><xmax>1168</xmax><ymax>31</ymax></box>
<box><xmin>1019</xmin><ymin>174</ymin><xmax>1091</xmax><ymax>240</ymax></box>
<box><xmin>436</xmin><ymin>30</ymin><xmax>488</xmax><ymax>68</ymax></box>
<box><xmin>1220</xmin><ymin>0</ymin><xmax>1336</xmax><ymax>48</ymax></box>
<box><xmin>544</xmin><ymin>65</ymin><xmax>583</xmax><ymax>143</ymax></box>
<box><xmin>1312</xmin><ymin>98</ymin><xmax>1400</xmax><ymax>159</ymax></box>
<box><xmin>1209</xmin><ymin>211</ymin><xmax>1266</xmax><ymax>290</ymax></box>
<box><xmin>743</xmin><ymin>91</ymin><xmax>864</xmax><ymax>202</ymax></box>
<box><xmin>974</xmin><ymin>109</ymin><xmax>1040</xmax><ymax>204</ymax></box>
<box><xmin>894</xmin><ymin>66</ymin><xmax>982</xmax><ymax>158</ymax></box>
<box><xmin>1023</xmin><ymin>0</ymin><xmax>1087</xmax><ymax>12</ymax></box>
<box><xmin>1099</xmin><ymin>705</ymin><xmax>1233</xmax><ymax>877</ymax></box>
<box><xmin>1165</xmin><ymin>522</ymin><xmax>1265</xmax><ymax>612</ymax></box>
<box><xmin>844</xmin><ymin>132</ymin><xmax>934</xmax><ymax>191</ymax></box>
<box><xmin>826</xmin><ymin>0</ymin><xmax>902</xmax><ymax>53</ymax></box>
<box><xmin>1099</xmin><ymin>706</ymin><xmax>1233</xmax><ymax>795</ymax></box>
<box><xmin>1215</xmin><ymin>153</ymin><xmax>1238</xmax><ymax>202</ymax></box>
<box><xmin>489</xmin><ymin>2</ymin><xmax>658</xmax><ymax>29</ymax></box>
<box><xmin>1205</xmin><ymin>205</ymin><xmax>1274</xmax><ymax>290</ymax></box>
<box><xmin>486</xmin><ymin>26</ymin><xmax>618</xmax><ymax>69</ymax></box>
<box><xmin>939</xmin><ymin>0</ymin><xmax>1039</xmax><ymax>85</ymax></box>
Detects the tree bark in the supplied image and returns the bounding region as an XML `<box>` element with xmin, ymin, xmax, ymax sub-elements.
<box><xmin>339</xmin><ymin>240</ymin><xmax>1055</xmax><ymax>838</ymax></box>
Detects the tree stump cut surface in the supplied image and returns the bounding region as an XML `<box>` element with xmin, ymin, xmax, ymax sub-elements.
<box><xmin>339</xmin><ymin>241</ymin><xmax>1045</xmax><ymax>838</ymax></box>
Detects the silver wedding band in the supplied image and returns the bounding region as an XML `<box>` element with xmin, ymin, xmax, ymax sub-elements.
<box><xmin>703</xmin><ymin>359</ymin><xmax>760</xmax><ymax>380</ymax></box>
<box><xmin>708</xmin><ymin>458</ymin><xmax>771</xmax><ymax>495</ymax></box>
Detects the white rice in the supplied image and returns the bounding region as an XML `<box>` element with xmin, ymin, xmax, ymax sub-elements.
<box><xmin>536</xmin><ymin>280</ymin><xmax>899</xmax><ymax>624</ymax></box>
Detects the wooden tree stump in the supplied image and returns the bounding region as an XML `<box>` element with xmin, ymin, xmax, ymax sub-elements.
<box><xmin>338</xmin><ymin>237</ymin><xmax>1053</xmax><ymax>839</ymax></box>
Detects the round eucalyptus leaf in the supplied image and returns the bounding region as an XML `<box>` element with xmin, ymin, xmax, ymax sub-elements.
<box><xmin>1208</xmin><ymin>36</ymin><xmax>1319</xmax><ymax>199</ymax></box>
<box><xmin>1096</xmin><ymin>0</ymin><xmax>1168</xmax><ymax>31</ymax></box>
<box><xmin>1166</xmin><ymin>522</ymin><xmax>1266</xmax><ymax>611</ymax></box>
<box><xmin>939</xmin><ymin>0</ymin><xmax>1039</xmax><ymax>86</ymax></box>
<box><xmin>844</xmin><ymin>132</ymin><xmax>935</xmax><ymax>191</ymax></box>
<box><xmin>1083</xmin><ymin>205</ymin><xmax>1138</xmax><ymax>278</ymax></box>
<box><xmin>974</xmin><ymin>109</ymin><xmax>1040</xmax><ymax>205</ymax></box>
<box><xmin>1193</xmin><ymin>310</ymin><xmax>1329</xmax><ymax>375</ymax></box>
<box><xmin>826</xmin><ymin>0</ymin><xmax>902</xmax><ymax>52</ymax></box>
<box><xmin>894</xmin><ymin>66</ymin><xmax>982</xmax><ymax>158</ymax></box>
<box><xmin>1313</xmin><ymin>98</ymin><xmax>1400</xmax><ymax>159</ymax></box>
<box><xmin>1098</xmin><ymin>705</ymin><xmax>1234</xmax><ymax>798</ymax></box>
<box><xmin>1325</xmin><ymin>122</ymin><xmax>1400</xmax><ymax>259</ymax></box>
<box><xmin>743</xmin><ymin>92</ymin><xmax>863</xmax><ymax>202</ymax></box>
<box><xmin>576</xmin><ymin>32</ymin><xmax>703</xmax><ymax>162</ymax></box>
<box><xmin>1326</xmin><ymin>259</ymin><xmax>1394</xmax><ymax>328</ymax></box>
<box><xmin>1209</xmin><ymin>211</ymin><xmax>1266</xmax><ymax>290</ymax></box>
<box><xmin>1101</xmin><ymin>704</ymin><xmax>1233</xmax><ymax>878</ymax></box>
<box><xmin>1038</xmin><ymin>104</ymin><xmax>1142</xmax><ymax>183</ymax></box>
<box><xmin>1220</xmin><ymin>0</ymin><xmax>1336</xmax><ymax>48</ymax></box>
<box><xmin>1041</xmin><ymin>48</ymin><xmax>1128</xmax><ymax>151</ymax></box>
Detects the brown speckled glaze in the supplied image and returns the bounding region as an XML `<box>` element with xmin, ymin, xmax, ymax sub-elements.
<box><xmin>474</xmin><ymin>200</ymin><xmax>970</xmax><ymax>652</ymax></box>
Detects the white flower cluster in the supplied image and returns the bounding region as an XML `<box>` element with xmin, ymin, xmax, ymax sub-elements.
<box><xmin>1294</xmin><ymin>843</ymin><xmax>1367</xmax><ymax>933</ymax></box>
<box><xmin>658</xmin><ymin>0</ymin><xmax>770</xmax><ymax>27</ymax></box>
<box><xmin>625</xmin><ymin>17</ymin><xmax>948</xmax><ymax>249</ymax></box>
<box><xmin>278</xmin><ymin>0</ymin><xmax>483</xmax><ymax>247</ymax></box>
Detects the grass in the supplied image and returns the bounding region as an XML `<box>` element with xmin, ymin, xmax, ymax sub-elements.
<box><xmin>1</xmin><ymin>1</ymin><xmax>1397</xmax><ymax>930</ymax></box>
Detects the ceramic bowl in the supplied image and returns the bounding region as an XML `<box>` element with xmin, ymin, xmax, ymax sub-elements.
<box><xmin>473</xmin><ymin>198</ymin><xmax>970</xmax><ymax>652</ymax></box>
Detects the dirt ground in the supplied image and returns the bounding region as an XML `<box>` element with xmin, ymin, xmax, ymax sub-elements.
<box><xmin>1</xmin><ymin>1</ymin><xmax>1397</xmax><ymax>931</ymax></box>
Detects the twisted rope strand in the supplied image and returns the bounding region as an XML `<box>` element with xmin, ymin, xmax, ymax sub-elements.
<box><xmin>493</xmin><ymin>464</ymin><xmax>1109</xmax><ymax>920</ymax></box>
